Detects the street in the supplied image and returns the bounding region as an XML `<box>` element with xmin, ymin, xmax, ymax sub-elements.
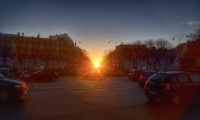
<box><xmin>1</xmin><ymin>76</ymin><xmax>200</xmax><ymax>120</ymax></box>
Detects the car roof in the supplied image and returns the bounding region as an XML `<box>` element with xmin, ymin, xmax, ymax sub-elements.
<box><xmin>143</xmin><ymin>70</ymin><xmax>156</xmax><ymax>72</ymax></box>
<box><xmin>0</xmin><ymin>68</ymin><xmax>9</xmax><ymax>70</ymax></box>
<box><xmin>132</xmin><ymin>69</ymin><xmax>143</xmax><ymax>71</ymax></box>
<box><xmin>157</xmin><ymin>71</ymin><xmax>186</xmax><ymax>74</ymax></box>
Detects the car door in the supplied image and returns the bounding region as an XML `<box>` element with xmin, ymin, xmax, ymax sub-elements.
<box><xmin>176</xmin><ymin>73</ymin><xmax>193</xmax><ymax>101</ymax></box>
<box><xmin>44</xmin><ymin>70</ymin><xmax>54</xmax><ymax>81</ymax></box>
<box><xmin>187</xmin><ymin>73</ymin><xmax>200</xmax><ymax>100</ymax></box>
<box><xmin>34</xmin><ymin>70</ymin><xmax>45</xmax><ymax>81</ymax></box>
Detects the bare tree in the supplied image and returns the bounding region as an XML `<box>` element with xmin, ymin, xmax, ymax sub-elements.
<box><xmin>167</xmin><ymin>42</ymin><xmax>174</xmax><ymax>49</ymax></box>
<box><xmin>188</xmin><ymin>26</ymin><xmax>200</xmax><ymax>41</ymax></box>
<box><xmin>81</xmin><ymin>49</ymin><xmax>89</xmax><ymax>58</ymax></box>
<box><xmin>155</xmin><ymin>38</ymin><xmax>173</xmax><ymax>49</ymax></box>
<box><xmin>144</xmin><ymin>39</ymin><xmax>155</xmax><ymax>48</ymax></box>
<box><xmin>103</xmin><ymin>49</ymin><xmax>114</xmax><ymax>57</ymax></box>
<box><xmin>133</xmin><ymin>40</ymin><xmax>143</xmax><ymax>45</ymax></box>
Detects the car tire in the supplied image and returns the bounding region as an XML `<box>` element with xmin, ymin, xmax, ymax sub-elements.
<box><xmin>52</xmin><ymin>77</ymin><xmax>57</xmax><ymax>81</ymax></box>
<box><xmin>0</xmin><ymin>90</ymin><xmax>12</xmax><ymax>103</ymax></box>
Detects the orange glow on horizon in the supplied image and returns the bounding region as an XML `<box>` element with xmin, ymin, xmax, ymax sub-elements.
<box><xmin>94</xmin><ymin>61</ymin><xmax>100</xmax><ymax>68</ymax></box>
<box><xmin>91</xmin><ymin>56</ymin><xmax>104</xmax><ymax>69</ymax></box>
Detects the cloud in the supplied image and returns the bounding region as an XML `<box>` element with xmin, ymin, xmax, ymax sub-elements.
<box><xmin>179</xmin><ymin>20</ymin><xmax>200</xmax><ymax>25</ymax></box>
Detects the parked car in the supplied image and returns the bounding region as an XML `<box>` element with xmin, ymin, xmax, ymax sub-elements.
<box><xmin>20</xmin><ymin>70</ymin><xmax>39</xmax><ymax>80</ymax></box>
<box><xmin>144</xmin><ymin>71</ymin><xmax>200</xmax><ymax>106</ymax></box>
<box><xmin>83</xmin><ymin>69</ymin><xmax>105</xmax><ymax>80</ymax></box>
<box><xmin>186</xmin><ymin>69</ymin><xmax>200</xmax><ymax>76</ymax></box>
<box><xmin>0</xmin><ymin>73</ymin><xmax>28</xmax><ymax>103</ymax></box>
<box><xmin>139</xmin><ymin>70</ymin><xmax>156</xmax><ymax>87</ymax></box>
<box><xmin>0</xmin><ymin>68</ymin><xmax>15</xmax><ymax>78</ymax></box>
<box><xmin>14</xmin><ymin>70</ymin><xmax>29</xmax><ymax>77</ymax></box>
<box><xmin>23</xmin><ymin>70</ymin><xmax>58</xmax><ymax>82</ymax></box>
<box><xmin>128</xmin><ymin>69</ymin><xmax>144</xmax><ymax>81</ymax></box>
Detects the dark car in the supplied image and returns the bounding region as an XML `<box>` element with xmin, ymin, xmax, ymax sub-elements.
<box><xmin>186</xmin><ymin>69</ymin><xmax>200</xmax><ymax>76</ymax></box>
<box><xmin>139</xmin><ymin>70</ymin><xmax>156</xmax><ymax>87</ymax></box>
<box><xmin>0</xmin><ymin>73</ymin><xmax>28</xmax><ymax>103</ymax></box>
<box><xmin>144</xmin><ymin>71</ymin><xmax>200</xmax><ymax>106</ymax></box>
<box><xmin>83</xmin><ymin>69</ymin><xmax>105</xmax><ymax>80</ymax></box>
<box><xmin>0</xmin><ymin>68</ymin><xmax>15</xmax><ymax>78</ymax></box>
<box><xmin>14</xmin><ymin>70</ymin><xmax>29</xmax><ymax>77</ymax></box>
<box><xmin>23</xmin><ymin>70</ymin><xmax>58</xmax><ymax>82</ymax></box>
<box><xmin>128</xmin><ymin>69</ymin><xmax>144</xmax><ymax>81</ymax></box>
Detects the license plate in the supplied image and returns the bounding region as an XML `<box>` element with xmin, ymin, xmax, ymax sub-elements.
<box><xmin>149</xmin><ymin>91</ymin><xmax>156</xmax><ymax>94</ymax></box>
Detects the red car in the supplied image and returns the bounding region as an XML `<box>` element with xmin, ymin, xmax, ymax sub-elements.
<box><xmin>128</xmin><ymin>69</ymin><xmax>144</xmax><ymax>81</ymax></box>
<box><xmin>23</xmin><ymin>70</ymin><xmax>58</xmax><ymax>82</ymax></box>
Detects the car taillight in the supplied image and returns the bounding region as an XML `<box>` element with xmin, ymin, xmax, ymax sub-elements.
<box><xmin>162</xmin><ymin>83</ymin><xmax>171</xmax><ymax>90</ymax></box>
<box><xmin>139</xmin><ymin>75</ymin><xmax>142</xmax><ymax>79</ymax></box>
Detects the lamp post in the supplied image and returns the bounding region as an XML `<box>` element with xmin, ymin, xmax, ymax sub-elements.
<box><xmin>108</xmin><ymin>40</ymin><xmax>123</xmax><ymax>74</ymax></box>
<box><xmin>74</xmin><ymin>40</ymin><xmax>81</xmax><ymax>46</ymax></box>
<box><xmin>172</xmin><ymin>34</ymin><xmax>188</xmax><ymax>70</ymax></box>
<box><xmin>109</xmin><ymin>40</ymin><xmax>123</xmax><ymax>44</ymax></box>
<box><xmin>172</xmin><ymin>34</ymin><xmax>188</xmax><ymax>45</ymax></box>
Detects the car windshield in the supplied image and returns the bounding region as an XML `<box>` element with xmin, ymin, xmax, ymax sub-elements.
<box><xmin>0</xmin><ymin>73</ymin><xmax>4</xmax><ymax>78</ymax></box>
<box><xmin>134</xmin><ymin>70</ymin><xmax>143</xmax><ymax>74</ymax></box>
<box><xmin>142</xmin><ymin>72</ymin><xmax>155</xmax><ymax>76</ymax></box>
<box><xmin>149</xmin><ymin>73</ymin><xmax>171</xmax><ymax>82</ymax></box>
<box><xmin>0</xmin><ymin>69</ymin><xmax>9</xmax><ymax>77</ymax></box>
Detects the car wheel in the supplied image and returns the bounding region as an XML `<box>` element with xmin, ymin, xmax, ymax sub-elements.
<box><xmin>52</xmin><ymin>77</ymin><xmax>57</xmax><ymax>81</ymax></box>
<box><xmin>171</xmin><ymin>94</ymin><xmax>181</xmax><ymax>106</ymax></box>
<box><xmin>0</xmin><ymin>90</ymin><xmax>11</xmax><ymax>103</ymax></box>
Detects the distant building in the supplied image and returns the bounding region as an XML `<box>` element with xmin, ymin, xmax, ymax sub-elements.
<box><xmin>0</xmin><ymin>32</ymin><xmax>82</xmax><ymax>71</ymax></box>
<box><xmin>49</xmin><ymin>33</ymin><xmax>74</xmax><ymax>46</ymax></box>
<box><xmin>103</xmin><ymin>43</ymin><xmax>177</xmax><ymax>72</ymax></box>
<box><xmin>185</xmin><ymin>38</ymin><xmax>200</xmax><ymax>69</ymax></box>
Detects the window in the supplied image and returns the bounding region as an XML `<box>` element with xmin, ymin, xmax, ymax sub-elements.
<box><xmin>172</xmin><ymin>76</ymin><xmax>178</xmax><ymax>83</ymax></box>
<box><xmin>177</xmin><ymin>74</ymin><xmax>189</xmax><ymax>83</ymax></box>
<box><xmin>189</xmin><ymin>73</ymin><xmax>200</xmax><ymax>82</ymax></box>
<box><xmin>149</xmin><ymin>74</ymin><xmax>169</xmax><ymax>82</ymax></box>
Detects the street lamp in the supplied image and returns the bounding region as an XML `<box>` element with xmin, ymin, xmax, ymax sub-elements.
<box><xmin>109</xmin><ymin>40</ymin><xmax>123</xmax><ymax>44</ymax></box>
<box><xmin>172</xmin><ymin>34</ymin><xmax>188</xmax><ymax>70</ymax></box>
<box><xmin>74</xmin><ymin>40</ymin><xmax>81</xmax><ymax>46</ymax></box>
<box><xmin>172</xmin><ymin>34</ymin><xmax>188</xmax><ymax>45</ymax></box>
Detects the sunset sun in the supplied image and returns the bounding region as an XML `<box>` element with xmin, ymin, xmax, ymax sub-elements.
<box><xmin>94</xmin><ymin>62</ymin><xmax>100</xmax><ymax>68</ymax></box>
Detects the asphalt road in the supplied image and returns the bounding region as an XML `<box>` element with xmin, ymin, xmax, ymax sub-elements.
<box><xmin>1</xmin><ymin>76</ymin><xmax>200</xmax><ymax>120</ymax></box>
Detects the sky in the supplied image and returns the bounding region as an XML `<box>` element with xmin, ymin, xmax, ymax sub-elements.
<box><xmin>0</xmin><ymin>0</ymin><xmax>200</xmax><ymax>63</ymax></box>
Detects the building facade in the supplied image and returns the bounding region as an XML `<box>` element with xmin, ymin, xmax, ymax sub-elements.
<box><xmin>0</xmin><ymin>33</ymin><xmax>89</xmax><ymax>74</ymax></box>
<box><xmin>103</xmin><ymin>44</ymin><xmax>177</xmax><ymax>74</ymax></box>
